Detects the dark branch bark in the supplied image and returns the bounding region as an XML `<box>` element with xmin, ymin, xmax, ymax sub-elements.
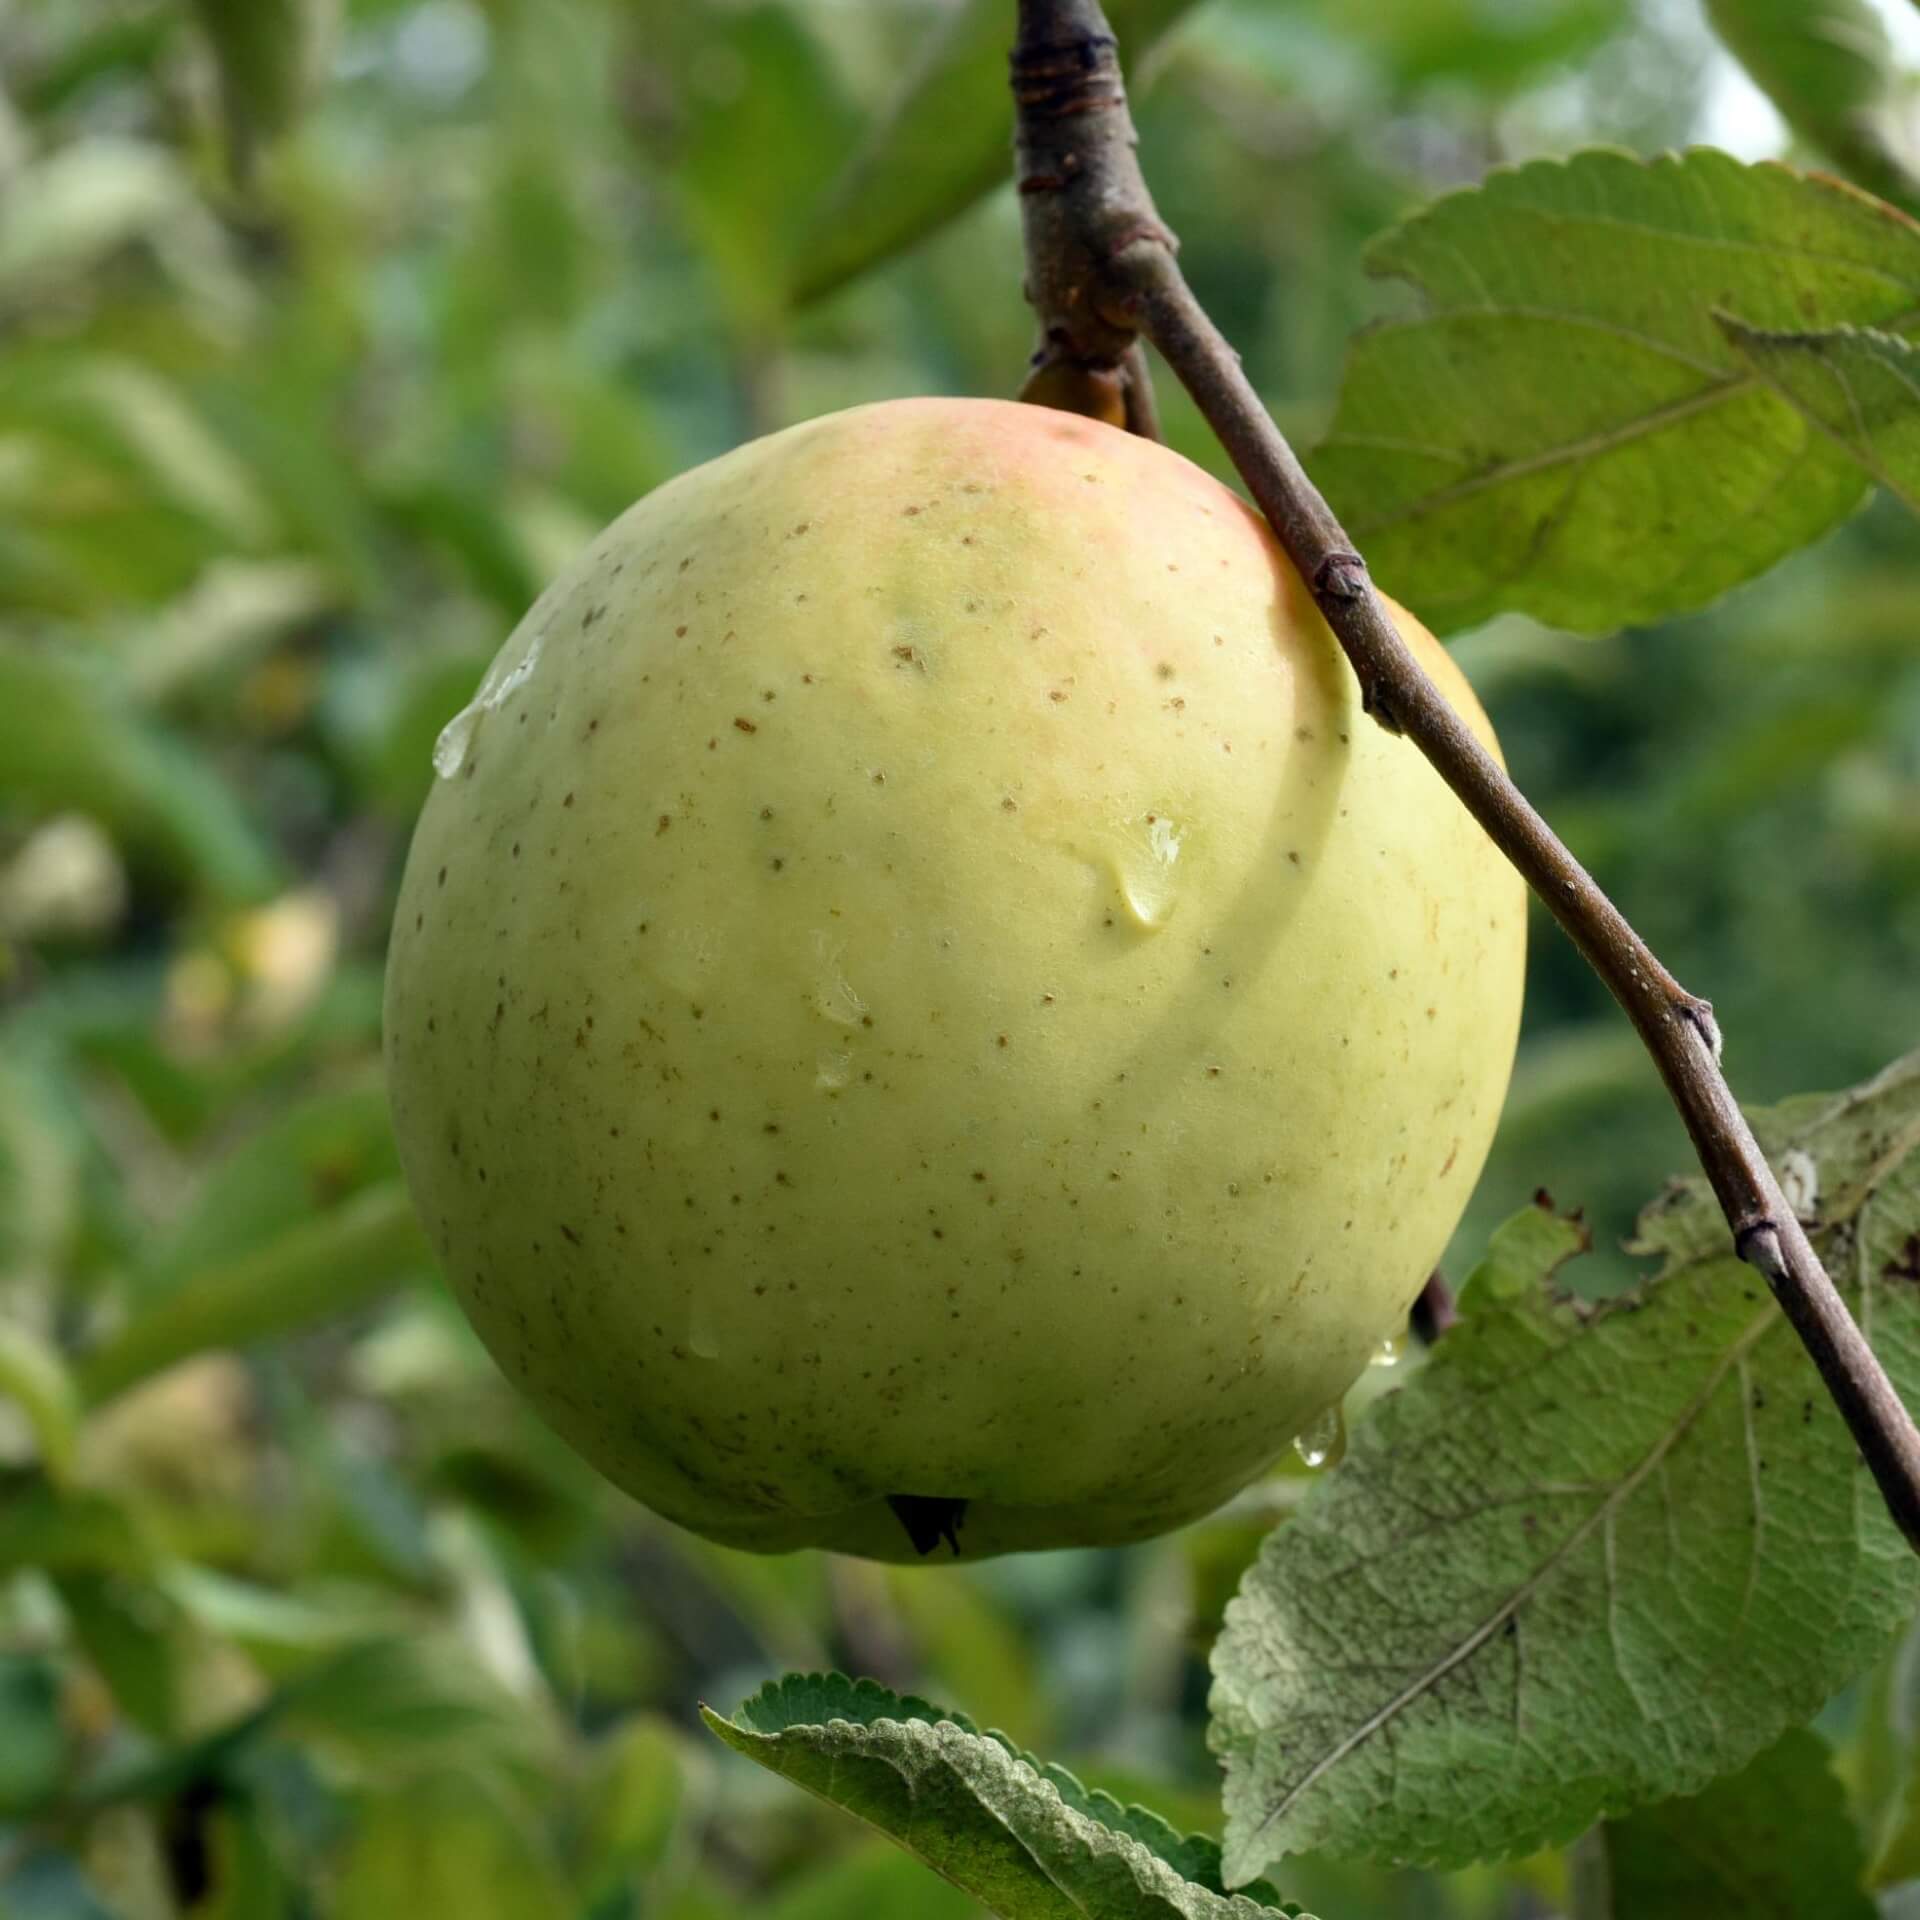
<box><xmin>1010</xmin><ymin>0</ymin><xmax>1920</xmax><ymax>1553</ymax></box>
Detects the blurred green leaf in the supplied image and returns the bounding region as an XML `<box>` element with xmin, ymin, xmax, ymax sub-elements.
<box><xmin>39</xmin><ymin>359</ymin><xmax>278</xmax><ymax>551</ymax></box>
<box><xmin>705</xmin><ymin>1673</ymin><xmax>1295</xmax><ymax>1916</ymax></box>
<box><xmin>138</xmin><ymin>1079</ymin><xmax>399</xmax><ymax>1301</ymax></box>
<box><xmin>0</xmin><ymin>1655</ymin><xmax>67</xmax><ymax>1817</ymax></box>
<box><xmin>764</xmin><ymin>1840</ymin><xmax>986</xmax><ymax>1920</ymax></box>
<box><xmin>0</xmin><ymin>644</ymin><xmax>280</xmax><ymax>904</ymax></box>
<box><xmin>580</xmin><ymin>1713</ymin><xmax>693</xmax><ymax>1892</ymax></box>
<box><xmin>0</xmin><ymin>1317</ymin><xmax>81</xmax><ymax>1482</ymax></box>
<box><xmin>1702</xmin><ymin>0</ymin><xmax>1915</xmax><ymax>208</ymax></box>
<box><xmin>278</xmin><ymin>1634</ymin><xmax>557</xmax><ymax>1788</ymax></box>
<box><xmin>196</xmin><ymin>1805</ymin><xmax>292</xmax><ymax>1920</ymax></box>
<box><xmin>673</xmin><ymin>3</ymin><xmax>861</xmax><ymax>334</ymax></box>
<box><xmin>1593</xmin><ymin>1727</ymin><xmax>1874</xmax><ymax>1914</ymax></box>
<box><xmin>332</xmin><ymin>1776</ymin><xmax>570</xmax><ymax>1917</ymax></box>
<box><xmin>1312</xmin><ymin>149</ymin><xmax>1920</xmax><ymax>634</ymax></box>
<box><xmin>161</xmin><ymin>1564</ymin><xmax>409</xmax><ymax>1672</ymax></box>
<box><xmin>188</xmin><ymin>0</ymin><xmax>340</xmax><ymax>184</ymax></box>
<box><xmin>1720</xmin><ymin>320</ymin><xmax>1920</xmax><ymax>514</ymax></box>
<box><xmin>0</xmin><ymin>1485</ymin><xmax>151</xmax><ymax>1580</ymax></box>
<box><xmin>790</xmin><ymin>0</ymin><xmax>1202</xmax><ymax>309</ymax></box>
<box><xmin>0</xmin><ymin>140</ymin><xmax>242</xmax><ymax>315</ymax></box>
<box><xmin>1294</xmin><ymin>0</ymin><xmax>1625</xmax><ymax>91</ymax></box>
<box><xmin>129</xmin><ymin>558</ymin><xmax>337</xmax><ymax>701</ymax></box>
<box><xmin>56</xmin><ymin>1570</ymin><xmax>183</xmax><ymax>1736</ymax></box>
<box><xmin>1214</xmin><ymin>1051</ymin><xmax>1920</xmax><ymax>1881</ymax></box>
<box><xmin>0</xmin><ymin>1054</ymin><xmax>87</xmax><ymax>1281</ymax></box>
<box><xmin>78</xmin><ymin>1181</ymin><xmax>431</xmax><ymax>1407</ymax></box>
<box><xmin>883</xmin><ymin>1563</ymin><xmax>1045</xmax><ymax>1752</ymax></box>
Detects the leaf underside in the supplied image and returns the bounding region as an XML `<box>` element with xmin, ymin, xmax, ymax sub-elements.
<box><xmin>1212</xmin><ymin>1050</ymin><xmax>1920</xmax><ymax>1882</ymax></box>
<box><xmin>706</xmin><ymin>1673</ymin><xmax>1302</xmax><ymax>1919</ymax></box>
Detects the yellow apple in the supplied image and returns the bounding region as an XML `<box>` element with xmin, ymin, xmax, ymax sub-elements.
<box><xmin>383</xmin><ymin>397</ymin><xmax>1524</xmax><ymax>1561</ymax></box>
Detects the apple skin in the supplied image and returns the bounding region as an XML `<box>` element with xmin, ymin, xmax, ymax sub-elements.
<box><xmin>383</xmin><ymin>397</ymin><xmax>1524</xmax><ymax>1561</ymax></box>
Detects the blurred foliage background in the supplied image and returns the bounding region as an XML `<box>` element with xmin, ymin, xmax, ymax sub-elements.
<box><xmin>1</xmin><ymin>0</ymin><xmax>1917</xmax><ymax>1915</ymax></box>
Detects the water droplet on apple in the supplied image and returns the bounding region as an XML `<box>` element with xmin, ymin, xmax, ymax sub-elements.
<box><xmin>1292</xmin><ymin>1404</ymin><xmax>1345</xmax><ymax>1469</ymax></box>
<box><xmin>1370</xmin><ymin>1333</ymin><xmax>1405</xmax><ymax>1370</ymax></box>
<box><xmin>810</xmin><ymin>931</ymin><xmax>867</xmax><ymax>1025</ymax></box>
<box><xmin>1111</xmin><ymin>811</ymin><xmax>1184</xmax><ymax>930</ymax></box>
<box><xmin>816</xmin><ymin>1049</ymin><xmax>851</xmax><ymax>1092</ymax></box>
<box><xmin>433</xmin><ymin>628</ymin><xmax>546</xmax><ymax>778</ymax></box>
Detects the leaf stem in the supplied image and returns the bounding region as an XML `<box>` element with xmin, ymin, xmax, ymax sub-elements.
<box><xmin>1009</xmin><ymin>0</ymin><xmax>1920</xmax><ymax>1553</ymax></box>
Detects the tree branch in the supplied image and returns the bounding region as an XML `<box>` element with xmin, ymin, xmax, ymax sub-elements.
<box><xmin>1009</xmin><ymin>0</ymin><xmax>1920</xmax><ymax>1553</ymax></box>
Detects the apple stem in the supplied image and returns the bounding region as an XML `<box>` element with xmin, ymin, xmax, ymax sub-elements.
<box><xmin>1410</xmin><ymin>1272</ymin><xmax>1456</xmax><ymax>1348</ymax></box>
<box><xmin>1009</xmin><ymin>0</ymin><xmax>1920</xmax><ymax>1555</ymax></box>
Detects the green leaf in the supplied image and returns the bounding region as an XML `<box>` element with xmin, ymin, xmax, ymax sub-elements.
<box><xmin>1719</xmin><ymin>320</ymin><xmax>1920</xmax><ymax>513</ymax></box>
<box><xmin>1702</xmin><ymin>0</ymin><xmax>1915</xmax><ymax>209</ymax></box>
<box><xmin>77</xmin><ymin>1181</ymin><xmax>431</xmax><ymax>1407</ymax></box>
<box><xmin>1592</xmin><ymin>1727</ymin><xmax>1875</xmax><ymax>1916</ymax></box>
<box><xmin>0</xmin><ymin>1318</ymin><xmax>80</xmax><ymax>1482</ymax></box>
<box><xmin>0</xmin><ymin>644</ymin><xmax>279</xmax><ymax>905</ymax></box>
<box><xmin>790</xmin><ymin>0</ymin><xmax>1202</xmax><ymax>309</ymax></box>
<box><xmin>1211</xmin><ymin>1050</ymin><xmax>1920</xmax><ymax>1881</ymax></box>
<box><xmin>705</xmin><ymin>1673</ymin><xmax>1301</xmax><ymax>1918</ymax></box>
<box><xmin>1311</xmin><ymin>149</ymin><xmax>1920</xmax><ymax>634</ymax></box>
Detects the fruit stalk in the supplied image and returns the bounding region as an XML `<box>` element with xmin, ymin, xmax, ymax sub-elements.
<box><xmin>1009</xmin><ymin>0</ymin><xmax>1920</xmax><ymax>1551</ymax></box>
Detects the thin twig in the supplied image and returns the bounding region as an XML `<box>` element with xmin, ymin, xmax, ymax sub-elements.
<box><xmin>1120</xmin><ymin>339</ymin><xmax>1163</xmax><ymax>441</ymax></box>
<box><xmin>1009</xmin><ymin>0</ymin><xmax>1920</xmax><ymax>1552</ymax></box>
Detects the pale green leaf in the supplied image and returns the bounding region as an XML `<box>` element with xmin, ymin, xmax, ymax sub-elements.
<box><xmin>790</xmin><ymin>0</ymin><xmax>1202</xmax><ymax>309</ymax></box>
<box><xmin>1312</xmin><ymin>149</ymin><xmax>1920</xmax><ymax>634</ymax></box>
<box><xmin>1591</xmin><ymin>1727</ymin><xmax>1874</xmax><ymax>1916</ymax></box>
<box><xmin>705</xmin><ymin>1673</ymin><xmax>1301</xmax><ymax>1918</ymax></box>
<box><xmin>1212</xmin><ymin>1051</ymin><xmax>1920</xmax><ymax>1881</ymax></box>
<box><xmin>128</xmin><ymin>558</ymin><xmax>337</xmax><ymax>701</ymax></box>
<box><xmin>1719</xmin><ymin>319</ymin><xmax>1920</xmax><ymax>512</ymax></box>
<box><xmin>50</xmin><ymin>361</ymin><xmax>277</xmax><ymax>551</ymax></box>
<box><xmin>0</xmin><ymin>141</ymin><xmax>239</xmax><ymax>311</ymax></box>
<box><xmin>0</xmin><ymin>1318</ymin><xmax>80</xmax><ymax>1483</ymax></box>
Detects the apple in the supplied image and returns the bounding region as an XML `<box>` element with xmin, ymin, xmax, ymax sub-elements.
<box><xmin>383</xmin><ymin>397</ymin><xmax>1525</xmax><ymax>1560</ymax></box>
